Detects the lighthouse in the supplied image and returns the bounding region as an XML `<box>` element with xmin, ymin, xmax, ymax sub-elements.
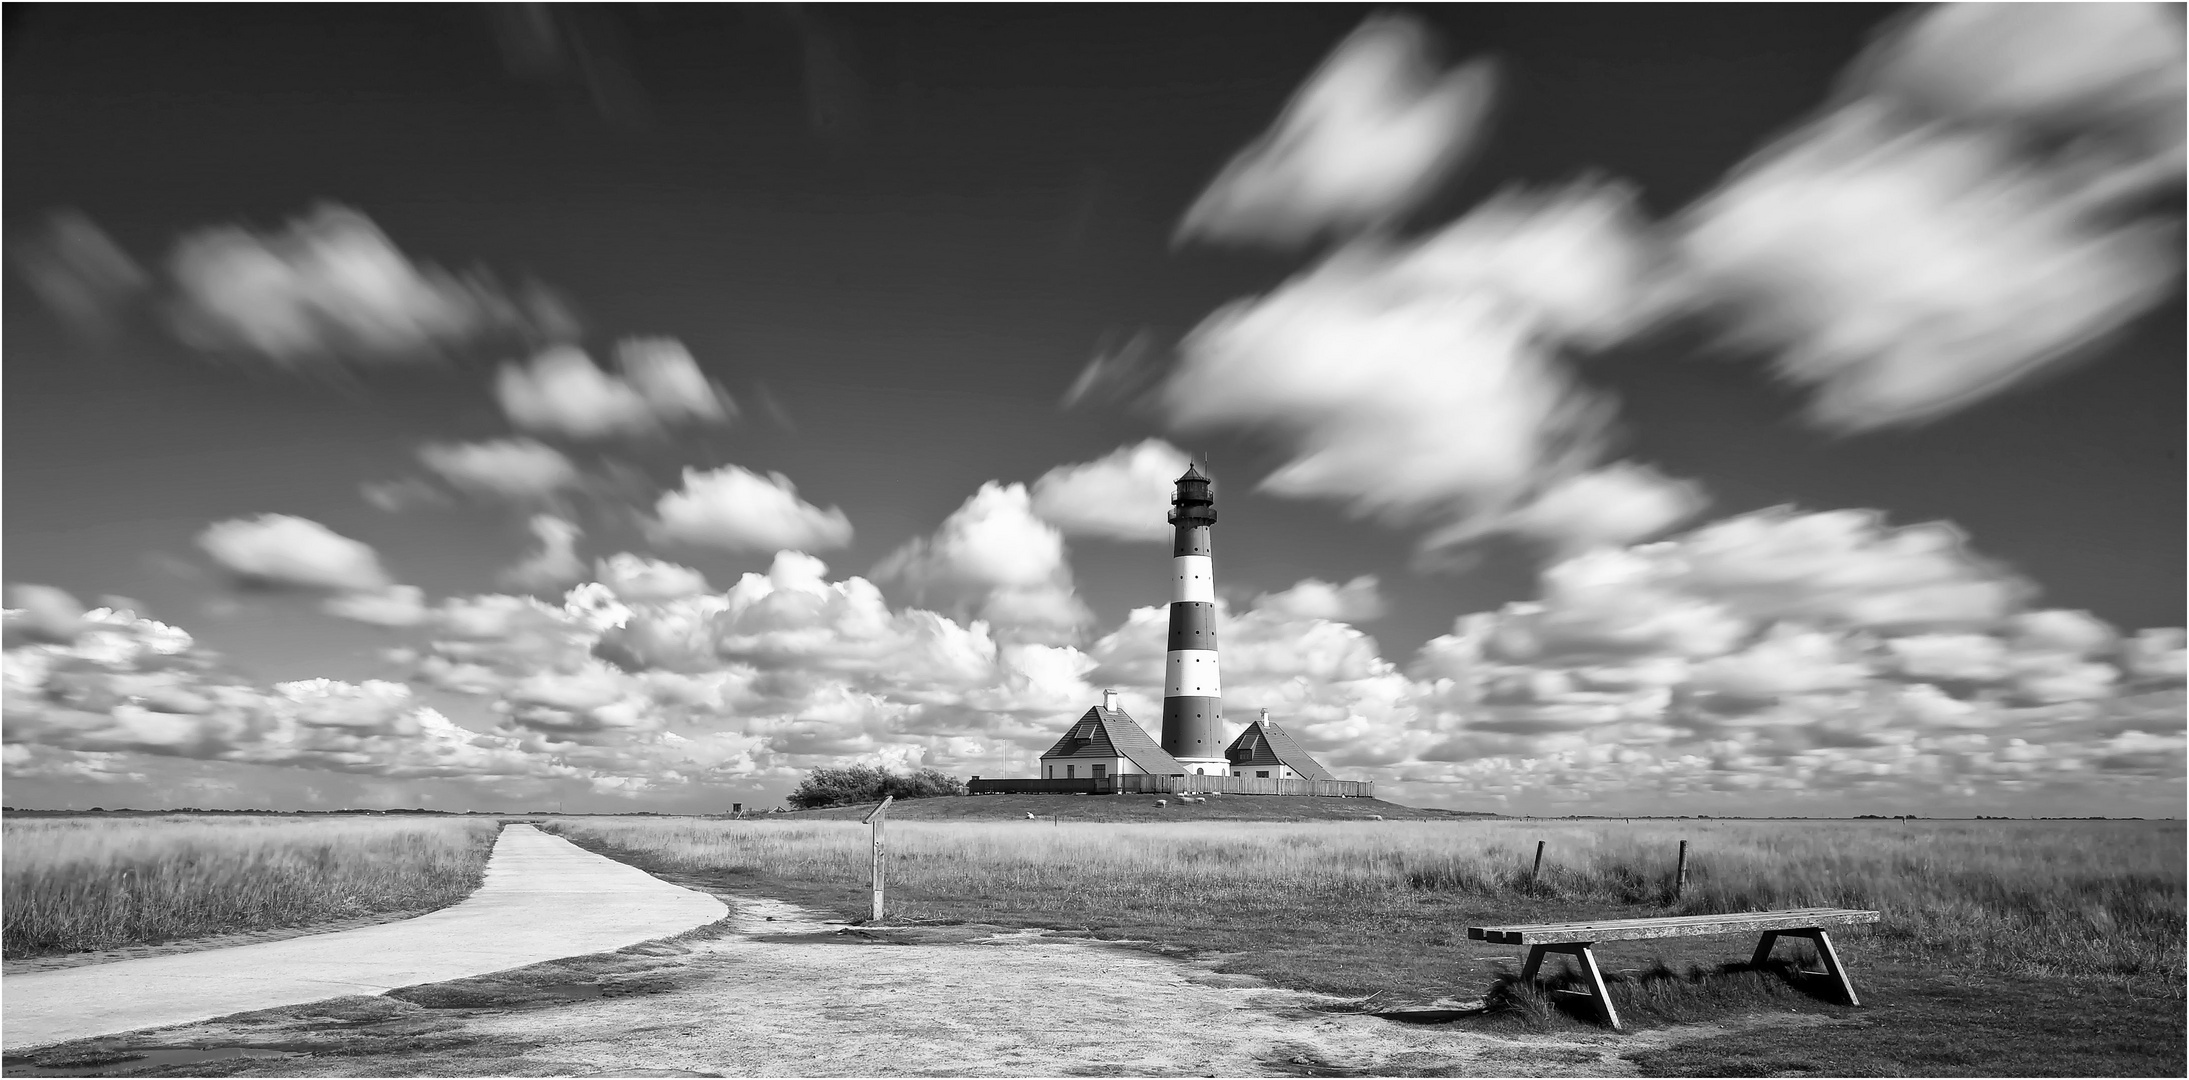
<box><xmin>1163</xmin><ymin>461</ymin><xmax>1228</xmax><ymax>773</ymax></box>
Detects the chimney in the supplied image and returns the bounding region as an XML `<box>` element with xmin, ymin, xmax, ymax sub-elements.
<box><xmin>1102</xmin><ymin>688</ymin><xmax>1119</xmax><ymax>712</ymax></box>
<box><xmin>1260</xmin><ymin>707</ymin><xmax>1269</xmax><ymax>724</ymax></box>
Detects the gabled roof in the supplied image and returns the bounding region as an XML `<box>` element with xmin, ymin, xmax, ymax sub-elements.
<box><xmin>1041</xmin><ymin>706</ymin><xmax>1185</xmax><ymax>775</ymax></box>
<box><xmin>1224</xmin><ymin>718</ymin><xmax>1335</xmax><ymax>781</ymax></box>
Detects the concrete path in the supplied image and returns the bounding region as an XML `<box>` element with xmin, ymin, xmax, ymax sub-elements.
<box><xmin>2</xmin><ymin>824</ymin><xmax>727</xmax><ymax>1051</ymax></box>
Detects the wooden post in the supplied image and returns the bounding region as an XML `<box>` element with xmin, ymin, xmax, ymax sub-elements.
<box><xmin>1674</xmin><ymin>839</ymin><xmax>1689</xmax><ymax>899</ymax></box>
<box><xmin>1532</xmin><ymin>840</ymin><xmax>1546</xmax><ymax>880</ymax></box>
<box><xmin>862</xmin><ymin>795</ymin><xmax>893</xmax><ymax>922</ymax></box>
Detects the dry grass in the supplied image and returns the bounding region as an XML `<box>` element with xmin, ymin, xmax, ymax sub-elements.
<box><xmin>544</xmin><ymin>816</ymin><xmax>2185</xmax><ymax>987</ymax></box>
<box><xmin>2</xmin><ymin>814</ymin><xmax>502</xmax><ymax>958</ymax></box>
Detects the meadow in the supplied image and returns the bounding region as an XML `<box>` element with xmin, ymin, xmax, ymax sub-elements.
<box><xmin>546</xmin><ymin>814</ymin><xmax>2184</xmax><ymax>987</ymax></box>
<box><xmin>2</xmin><ymin>814</ymin><xmax>502</xmax><ymax>959</ymax></box>
<box><xmin>545</xmin><ymin>812</ymin><xmax>2185</xmax><ymax>1074</ymax></box>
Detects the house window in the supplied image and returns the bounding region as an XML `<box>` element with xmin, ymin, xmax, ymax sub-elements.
<box><xmin>1045</xmin><ymin>765</ymin><xmax>1053</xmax><ymax>779</ymax></box>
<box><xmin>1195</xmin><ymin>768</ymin><xmax>1204</xmax><ymax>775</ymax></box>
<box><xmin>1256</xmin><ymin>771</ymin><xmax>1270</xmax><ymax>778</ymax></box>
<box><xmin>1066</xmin><ymin>764</ymin><xmax>1076</xmax><ymax>779</ymax></box>
<box><xmin>1091</xmin><ymin>764</ymin><xmax>1106</xmax><ymax>779</ymax></box>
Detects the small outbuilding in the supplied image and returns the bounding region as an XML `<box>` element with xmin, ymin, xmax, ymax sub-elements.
<box><xmin>1224</xmin><ymin>709</ymin><xmax>1334</xmax><ymax>781</ymax></box>
<box><xmin>1038</xmin><ymin>690</ymin><xmax>1185</xmax><ymax>781</ymax></box>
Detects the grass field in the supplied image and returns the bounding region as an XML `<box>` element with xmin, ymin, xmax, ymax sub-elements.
<box><xmin>2</xmin><ymin>814</ymin><xmax>503</xmax><ymax>958</ymax></box>
<box><xmin>545</xmin><ymin>810</ymin><xmax>2186</xmax><ymax>1075</ymax></box>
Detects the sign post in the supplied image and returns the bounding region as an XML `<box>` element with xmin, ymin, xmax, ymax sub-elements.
<box><xmin>862</xmin><ymin>795</ymin><xmax>894</xmax><ymax>922</ymax></box>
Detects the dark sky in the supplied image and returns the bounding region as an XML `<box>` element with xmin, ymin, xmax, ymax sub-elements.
<box><xmin>4</xmin><ymin>4</ymin><xmax>2180</xmax><ymax>814</ymax></box>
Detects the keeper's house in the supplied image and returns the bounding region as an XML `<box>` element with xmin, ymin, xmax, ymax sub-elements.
<box><xmin>1224</xmin><ymin>708</ymin><xmax>1335</xmax><ymax>781</ymax></box>
<box><xmin>1038</xmin><ymin>690</ymin><xmax>1182</xmax><ymax>782</ymax></box>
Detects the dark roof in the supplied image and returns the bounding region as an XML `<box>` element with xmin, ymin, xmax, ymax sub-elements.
<box><xmin>1041</xmin><ymin>707</ymin><xmax>1186</xmax><ymax>775</ymax></box>
<box><xmin>1177</xmin><ymin>461</ymin><xmax>1209</xmax><ymax>482</ymax></box>
<box><xmin>1223</xmin><ymin>718</ymin><xmax>1335</xmax><ymax>781</ymax></box>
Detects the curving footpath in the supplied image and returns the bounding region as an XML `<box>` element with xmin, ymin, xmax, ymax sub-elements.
<box><xmin>2</xmin><ymin>824</ymin><xmax>727</xmax><ymax>1051</ymax></box>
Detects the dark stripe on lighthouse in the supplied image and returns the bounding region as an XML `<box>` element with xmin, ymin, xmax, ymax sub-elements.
<box><xmin>1166</xmin><ymin>600</ymin><xmax>1218</xmax><ymax>651</ymax></box>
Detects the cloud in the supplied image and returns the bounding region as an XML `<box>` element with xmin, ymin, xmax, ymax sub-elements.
<box><xmin>166</xmin><ymin>204</ymin><xmax>575</xmax><ymax>367</ymax></box>
<box><xmin>1177</xmin><ymin>14</ymin><xmax>1499</xmax><ymax>247</ymax></box>
<box><xmin>1252</xmin><ymin>575</ymin><xmax>1386</xmax><ymax>623</ymax></box>
<box><xmin>645</xmin><ymin>466</ymin><xmax>853</xmax><ymax>553</ymax></box>
<box><xmin>323</xmin><ymin>585</ymin><xmax>429</xmax><ymax>628</ymax></box>
<box><xmin>1164</xmin><ymin>184</ymin><xmax>1660</xmax><ymax>556</ymax></box>
<box><xmin>361</xmin><ymin>478</ymin><xmax>454</xmax><ymax>513</ymax></box>
<box><xmin>9</xmin><ymin>210</ymin><xmax>150</xmax><ymax>336</ymax></box>
<box><xmin>418</xmin><ymin>439</ymin><xmax>580</xmax><ymax>502</ymax></box>
<box><xmin>4</xmin><ymin>585</ymin><xmax>90</xmax><ymax>647</ymax></box>
<box><xmin>1677</xmin><ymin>4</ymin><xmax>2183</xmax><ymax>431</ymax></box>
<box><xmin>502</xmin><ymin>515</ymin><xmax>587</xmax><ymax>592</ymax></box>
<box><xmin>13</xmin><ymin>503</ymin><xmax>2181</xmax><ymax>811</ymax></box>
<box><xmin>198</xmin><ymin>515</ymin><xmax>394</xmax><ymax>594</ymax></box>
<box><xmin>594</xmin><ymin>554</ymin><xmax>710</xmax><ymax>603</ymax></box>
<box><xmin>874</xmin><ymin>482</ymin><xmax>1090</xmax><ymax>643</ymax></box>
<box><xmin>1441</xmin><ymin>462</ymin><xmax>1708</xmax><ymax>555</ymax></box>
<box><xmin>1029</xmin><ymin>440</ymin><xmax>1192</xmax><ymax>542</ymax></box>
<box><xmin>496</xmin><ymin>338</ymin><xmax>733</xmax><ymax>439</ymax></box>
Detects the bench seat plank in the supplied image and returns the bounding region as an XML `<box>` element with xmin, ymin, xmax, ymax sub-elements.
<box><xmin>1467</xmin><ymin>907</ymin><xmax>1879</xmax><ymax>944</ymax></box>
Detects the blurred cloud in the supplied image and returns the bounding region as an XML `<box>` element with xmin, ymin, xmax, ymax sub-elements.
<box><xmin>197</xmin><ymin>514</ymin><xmax>395</xmax><ymax>594</ymax></box>
<box><xmin>1461</xmin><ymin>463</ymin><xmax>1708</xmax><ymax>557</ymax></box>
<box><xmin>1252</xmin><ymin>575</ymin><xmax>1386</xmax><ymax>624</ymax></box>
<box><xmin>1678</xmin><ymin>3</ymin><xmax>2184</xmax><ymax>431</ymax></box>
<box><xmin>502</xmin><ymin>514</ymin><xmax>586</xmax><ymax>592</ymax></box>
<box><xmin>496</xmin><ymin>339</ymin><xmax>734</xmax><ymax>440</ymax></box>
<box><xmin>1167</xmin><ymin>185</ymin><xmax>1658</xmax><ymax>556</ymax></box>
<box><xmin>1029</xmin><ymin>440</ymin><xmax>1192</xmax><ymax>542</ymax></box>
<box><xmin>1178</xmin><ymin>14</ymin><xmax>1499</xmax><ymax>247</ymax></box>
<box><xmin>418</xmin><ymin>438</ymin><xmax>581</xmax><ymax>502</ymax></box>
<box><xmin>485</xmin><ymin>3</ymin><xmax>652</xmax><ymax>127</ymax></box>
<box><xmin>3</xmin><ymin>585</ymin><xmax>91</xmax><ymax>648</ymax></box>
<box><xmin>646</xmin><ymin>465</ymin><xmax>853</xmax><ymax>553</ymax></box>
<box><xmin>361</xmin><ymin>478</ymin><xmax>455</xmax><ymax>514</ymax></box>
<box><xmin>1061</xmin><ymin>329</ymin><xmax>1166</xmax><ymax>411</ymax></box>
<box><xmin>594</xmin><ymin>553</ymin><xmax>710</xmax><ymax>603</ymax></box>
<box><xmin>9</xmin><ymin>210</ymin><xmax>150</xmax><ymax>337</ymax></box>
<box><xmin>323</xmin><ymin>585</ymin><xmax>429</xmax><ymax>628</ymax></box>
<box><xmin>167</xmin><ymin>204</ymin><xmax>578</xmax><ymax>368</ymax></box>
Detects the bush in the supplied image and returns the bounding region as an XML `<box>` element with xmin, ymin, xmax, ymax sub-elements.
<box><xmin>786</xmin><ymin>766</ymin><xmax>965</xmax><ymax>810</ymax></box>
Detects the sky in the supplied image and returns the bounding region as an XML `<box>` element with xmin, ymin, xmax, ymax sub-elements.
<box><xmin>4</xmin><ymin>4</ymin><xmax>2182</xmax><ymax>817</ymax></box>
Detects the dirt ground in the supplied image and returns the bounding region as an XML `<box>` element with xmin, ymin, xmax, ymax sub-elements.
<box><xmin>3</xmin><ymin>893</ymin><xmax>1819</xmax><ymax>1079</ymax></box>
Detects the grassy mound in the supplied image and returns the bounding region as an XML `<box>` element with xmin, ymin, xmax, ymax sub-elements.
<box><xmin>766</xmin><ymin>792</ymin><xmax>1489</xmax><ymax>822</ymax></box>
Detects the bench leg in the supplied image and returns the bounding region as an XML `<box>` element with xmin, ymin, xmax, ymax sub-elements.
<box><xmin>1519</xmin><ymin>944</ymin><xmax>1549</xmax><ymax>984</ymax></box>
<box><xmin>1802</xmin><ymin>929</ymin><xmax>1860</xmax><ymax>1007</ymax></box>
<box><xmin>1750</xmin><ymin>930</ymin><xmax>1780</xmax><ymax>968</ymax></box>
<box><xmin>1573</xmin><ymin>944</ymin><xmax>1623</xmax><ymax>1032</ymax></box>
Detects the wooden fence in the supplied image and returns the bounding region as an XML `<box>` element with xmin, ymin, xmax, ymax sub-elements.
<box><xmin>967</xmin><ymin>775</ymin><xmax>1373</xmax><ymax>798</ymax></box>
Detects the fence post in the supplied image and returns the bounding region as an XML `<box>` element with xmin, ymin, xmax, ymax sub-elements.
<box><xmin>1675</xmin><ymin>839</ymin><xmax>1689</xmax><ymax>899</ymax></box>
<box><xmin>1532</xmin><ymin>839</ymin><xmax>1546</xmax><ymax>880</ymax></box>
<box><xmin>862</xmin><ymin>796</ymin><xmax>893</xmax><ymax>921</ymax></box>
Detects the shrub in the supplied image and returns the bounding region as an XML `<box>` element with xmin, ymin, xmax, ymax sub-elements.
<box><xmin>786</xmin><ymin>766</ymin><xmax>966</xmax><ymax>809</ymax></box>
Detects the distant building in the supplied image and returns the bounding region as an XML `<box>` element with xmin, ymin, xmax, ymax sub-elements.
<box><xmin>1038</xmin><ymin>689</ymin><xmax>1183</xmax><ymax>781</ymax></box>
<box><xmin>1223</xmin><ymin>708</ymin><xmax>1335</xmax><ymax>781</ymax></box>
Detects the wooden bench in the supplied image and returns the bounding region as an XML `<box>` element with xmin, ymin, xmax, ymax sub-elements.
<box><xmin>1465</xmin><ymin>907</ymin><xmax>1882</xmax><ymax>1030</ymax></box>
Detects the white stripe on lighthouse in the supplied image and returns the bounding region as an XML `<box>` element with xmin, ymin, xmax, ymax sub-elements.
<box><xmin>1171</xmin><ymin>555</ymin><xmax>1214</xmax><ymax>603</ymax></box>
<box><xmin>1164</xmin><ymin>649</ymin><xmax>1221</xmax><ymax>697</ymax></box>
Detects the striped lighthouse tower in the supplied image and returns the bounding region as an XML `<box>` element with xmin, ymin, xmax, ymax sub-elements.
<box><xmin>1162</xmin><ymin>461</ymin><xmax>1228</xmax><ymax>774</ymax></box>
